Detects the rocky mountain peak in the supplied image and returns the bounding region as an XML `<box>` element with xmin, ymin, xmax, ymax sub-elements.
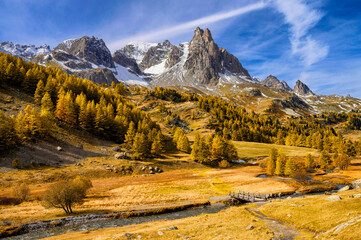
<box><xmin>263</xmin><ymin>75</ymin><xmax>292</xmax><ymax>91</ymax></box>
<box><xmin>184</xmin><ymin>27</ymin><xmax>250</xmax><ymax>85</ymax></box>
<box><xmin>54</xmin><ymin>36</ymin><xmax>115</xmax><ymax>68</ymax></box>
<box><xmin>293</xmin><ymin>80</ymin><xmax>314</xmax><ymax>96</ymax></box>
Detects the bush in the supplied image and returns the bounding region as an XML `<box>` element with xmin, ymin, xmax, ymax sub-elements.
<box><xmin>12</xmin><ymin>158</ymin><xmax>21</xmax><ymax>169</ymax></box>
<box><xmin>218</xmin><ymin>160</ymin><xmax>231</xmax><ymax>168</ymax></box>
<box><xmin>42</xmin><ymin>176</ymin><xmax>93</xmax><ymax>214</ymax></box>
<box><xmin>12</xmin><ymin>183</ymin><xmax>30</xmax><ymax>202</ymax></box>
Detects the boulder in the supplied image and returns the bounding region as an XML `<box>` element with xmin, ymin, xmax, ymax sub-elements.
<box><xmin>246</xmin><ymin>225</ymin><xmax>254</xmax><ymax>230</ymax></box>
<box><xmin>352</xmin><ymin>194</ymin><xmax>361</xmax><ymax>198</ymax></box>
<box><xmin>112</xmin><ymin>146</ymin><xmax>122</xmax><ymax>152</ymax></box>
<box><xmin>162</xmin><ymin>226</ymin><xmax>178</xmax><ymax>231</ymax></box>
<box><xmin>124</xmin><ymin>233</ymin><xmax>132</xmax><ymax>238</ymax></box>
<box><xmin>326</xmin><ymin>195</ymin><xmax>342</xmax><ymax>201</ymax></box>
<box><xmin>352</xmin><ymin>179</ymin><xmax>361</xmax><ymax>189</ymax></box>
<box><xmin>56</xmin><ymin>146</ymin><xmax>63</xmax><ymax>151</ymax></box>
<box><xmin>115</xmin><ymin>153</ymin><xmax>125</xmax><ymax>159</ymax></box>
<box><xmin>338</xmin><ymin>185</ymin><xmax>350</xmax><ymax>193</ymax></box>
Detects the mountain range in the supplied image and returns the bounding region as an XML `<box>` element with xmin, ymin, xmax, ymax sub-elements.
<box><xmin>1</xmin><ymin>27</ymin><xmax>360</xmax><ymax>116</ymax></box>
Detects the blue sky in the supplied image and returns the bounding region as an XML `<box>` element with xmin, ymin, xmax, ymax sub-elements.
<box><xmin>1</xmin><ymin>0</ymin><xmax>361</xmax><ymax>97</ymax></box>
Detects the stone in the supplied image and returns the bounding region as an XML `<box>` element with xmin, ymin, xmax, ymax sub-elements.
<box><xmin>287</xmin><ymin>214</ymin><xmax>292</xmax><ymax>218</ymax></box>
<box><xmin>338</xmin><ymin>185</ymin><xmax>350</xmax><ymax>193</ymax></box>
<box><xmin>115</xmin><ymin>153</ymin><xmax>125</xmax><ymax>159</ymax></box>
<box><xmin>158</xmin><ymin>231</ymin><xmax>164</xmax><ymax>236</ymax></box>
<box><xmin>162</xmin><ymin>226</ymin><xmax>178</xmax><ymax>231</ymax></box>
<box><xmin>56</xmin><ymin>146</ymin><xmax>63</xmax><ymax>151</ymax></box>
<box><xmin>353</xmin><ymin>194</ymin><xmax>361</xmax><ymax>198</ymax></box>
<box><xmin>286</xmin><ymin>196</ymin><xmax>292</xmax><ymax>200</ymax></box>
<box><xmin>76</xmin><ymin>144</ymin><xmax>83</xmax><ymax>149</ymax></box>
<box><xmin>352</xmin><ymin>179</ymin><xmax>361</xmax><ymax>189</ymax></box>
<box><xmin>124</xmin><ymin>233</ymin><xmax>132</xmax><ymax>238</ymax></box>
<box><xmin>111</xmin><ymin>146</ymin><xmax>122</xmax><ymax>152</ymax></box>
<box><xmin>246</xmin><ymin>225</ymin><xmax>254</xmax><ymax>230</ymax></box>
<box><xmin>326</xmin><ymin>195</ymin><xmax>342</xmax><ymax>201</ymax></box>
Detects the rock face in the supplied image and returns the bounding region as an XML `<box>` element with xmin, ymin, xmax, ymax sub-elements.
<box><xmin>184</xmin><ymin>27</ymin><xmax>250</xmax><ymax>85</ymax></box>
<box><xmin>293</xmin><ymin>80</ymin><xmax>314</xmax><ymax>96</ymax></box>
<box><xmin>139</xmin><ymin>40</ymin><xmax>172</xmax><ymax>71</ymax></box>
<box><xmin>263</xmin><ymin>75</ymin><xmax>292</xmax><ymax>91</ymax></box>
<box><xmin>75</xmin><ymin>68</ymin><xmax>117</xmax><ymax>85</ymax></box>
<box><xmin>165</xmin><ymin>45</ymin><xmax>183</xmax><ymax>68</ymax></box>
<box><xmin>54</xmin><ymin>36</ymin><xmax>115</xmax><ymax>68</ymax></box>
<box><xmin>113</xmin><ymin>50</ymin><xmax>142</xmax><ymax>74</ymax></box>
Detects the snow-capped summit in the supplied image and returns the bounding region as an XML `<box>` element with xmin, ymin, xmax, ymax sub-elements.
<box><xmin>0</xmin><ymin>41</ymin><xmax>51</xmax><ymax>61</ymax></box>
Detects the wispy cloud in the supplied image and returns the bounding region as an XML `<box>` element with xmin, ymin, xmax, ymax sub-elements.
<box><xmin>108</xmin><ymin>1</ymin><xmax>266</xmax><ymax>51</ymax></box>
<box><xmin>273</xmin><ymin>0</ymin><xmax>329</xmax><ymax>66</ymax></box>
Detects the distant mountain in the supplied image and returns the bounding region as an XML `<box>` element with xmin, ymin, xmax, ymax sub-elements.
<box><xmin>2</xmin><ymin>27</ymin><xmax>360</xmax><ymax>116</ymax></box>
<box><xmin>0</xmin><ymin>41</ymin><xmax>51</xmax><ymax>61</ymax></box>
<box><xmin>263</xmin><ymin>75</ymin><xmax>292</xmax><ymax>91</ymax></box>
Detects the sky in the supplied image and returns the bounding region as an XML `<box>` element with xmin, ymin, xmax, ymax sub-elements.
<box><xmin>0</xmin><ymin>0</ymin><xmax>361</xmax><ymax>97</ymax></box>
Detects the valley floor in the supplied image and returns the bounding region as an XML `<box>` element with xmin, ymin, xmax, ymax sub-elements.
<box><xmin>1</xmin><ymin>142</ymin><xmax>361</xmax><ymax>239</ymax></box>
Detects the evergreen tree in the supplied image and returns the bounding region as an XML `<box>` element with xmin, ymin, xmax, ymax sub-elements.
<box><xmin>267</xmin><ymin>148</ymin><xmax>278</xmax><ymax>175</ymax></box>
<box><xmin>305</xmin><ymin>153</ymin><xmax>314</xmax><ymax>169</ymax></box>
<box><xmin>275</xmin><ymin>149</ymin><xmax>286</xmax><ymax>176</ymax></box>
<box><xmin>319</xmin><ymin>151</ymin><xmax>331</xmax><ymax>170</ymax></box>
<box><xmin>124</xmin><ymin>121</ymin><xmax>136</xmax><ymax>148</ymax></box>
<box><xmin>34</xmin><ymin>80</ymin><xmax>45</xmax><ymax>105</ymax></box>
<box><xmin>177</xmin><ymin>134</ymin><xmax>191</xmax><ymax>153</ymax></box>
<box><xmin>284</xmin><ymin>157</ymin><xmax>296</xmax><ymax>176</ymax></box>
<box><xmin>151</xmin><ymin>131</ymin><xmax>165</xmax><ymax>155</ymax></box>
<box><xmin>132</xmin><ymin>132</ymin><xmax>150</xmax><ymax>159</ymax></box>
<box><xmin>211</xmin><ymin>135</ymin><xmax>224</xmax><ymax>160</ymax></box>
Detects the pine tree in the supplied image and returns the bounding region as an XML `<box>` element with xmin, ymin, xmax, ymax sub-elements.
<box><xmin>319</xmin><ymin>151</ymin><xmax>331</xmax><ymax>170</ymax></box>
<box><xmin>305</xmin><ymin>153</ymin><xmax>314</xmax><ymax>169</ymax></box>
<box><xmin>151</xmin><ymin>131</ymin><xmax>165</xmax><ymax>155</ymax></box>
<box><xmin>34</xmin><ymin>80</ymin><xmax>45</xmax><ymax>105</ymax></box>
<box><xmin>211</xmin><ymin>135</ymin><xmax>224</xmax><ymax>160</ymax></box>
<box><xmin>267</xmin><ymin>148</ymin><xmax>278</xmax><ymax>175</ymax></box>
<box><xmin>132</xmin><ymin>132</ymin><xmax>150</xmax><ymax>159</ymax></box>
<box><xmin>177</xmin><ymin>134</ymin><xmax>191</xmax><ymax>153</ymax></box>
<box><xmin>124</xmin><ymin>121</ymin><xmax>136</xmax><ymax>148</ymax></box>
<box><xmin>284</xmin><ymin>157</ymin><xmax>296</xmax><ymax>176</ymax></box>
<box><xmin>275</xmin><ymin>149</ymin><xmax>286</xmax><ymax>176</ymax></box>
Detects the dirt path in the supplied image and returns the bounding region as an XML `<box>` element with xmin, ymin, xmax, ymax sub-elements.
<box><xmin>245</xmin><ymin>202</ymin><xmax>310</xmax><ymax>240</ymax></box>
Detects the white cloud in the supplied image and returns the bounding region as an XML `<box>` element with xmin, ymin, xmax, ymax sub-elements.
<box><xmin>274</xmin><ymin>0</ymin><xmax>329</xmax><ymax>66</ymax></box>
<box><xmin>108</xmin><ymin>2</ymin><xmax>266</xmax><ymax>51</ymax></box>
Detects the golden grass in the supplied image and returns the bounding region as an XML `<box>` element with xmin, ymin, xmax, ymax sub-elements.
<box><xmin>260</xmin><ymin>189</ymin><xmax>361</xmax><ymax>234</ymax></box>
<box><xmin>233</xmin><ymin>141</ymin><xmax>319</xmax><ymax>159</ymax></box>
<box><xmin>43</xmin><ymin>205</ymin><xmax>274</xmax><ymax>240</ymax></box>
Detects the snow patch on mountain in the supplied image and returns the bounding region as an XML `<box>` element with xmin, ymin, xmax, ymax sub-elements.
<box><xmin>0</xmin><ymin>41</ymin><xmax>51</xmax><ymax>60</ymax></box>
<box><xmin>125</xmin><ymin>42</ymin><xmax>158</xmax><ymax>64</ymax></box>
<box><xmin>113</xmin><ymin>63</ymin><xmax>148</xmax><ymax>86</ymax></box>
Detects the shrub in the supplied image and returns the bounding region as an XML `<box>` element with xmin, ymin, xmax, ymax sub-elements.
<box><xmin>218</xmin><ymin>160</ymin><xmax>231</xmax><ymax>168</ymax></box>
<box><xmin>42</xmin><ymin>176</ymin><xmax>93</xmax><ymax>214</ymax></box>
<box><xmin>12</xmin><ymin>183</ymin><xmax>30</xmax><ymax>202</ymax></box>
<box><xmin>12</xmin><ymin>158</ymin><xmax>21</xmax><ymax>169</ymax></box>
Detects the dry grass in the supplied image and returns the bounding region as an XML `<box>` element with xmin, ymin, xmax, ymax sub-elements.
<box><xmin>232</xmin><ymin>141</ymin><xmax>319</xmax><ymax>159</ymax></box>
<box><xmin>260</xmin><ymin>189</ymin><xmax>361</xmax><ymax>234</ymax></box>
<box><xmin>43</xmin><ymin>205</ymin><xmax>274</xmax><ymax>240</ymax></box>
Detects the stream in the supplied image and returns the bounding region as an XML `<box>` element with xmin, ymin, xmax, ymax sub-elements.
<box><xmin>4</xmin><ymin>204</ymin><xmax>227</xmax><ymax>240</ymax></box>
<box><xmin>4</xmin><ymin>175</ymin><xmax>347</xmax><ymax>239</ymax></box>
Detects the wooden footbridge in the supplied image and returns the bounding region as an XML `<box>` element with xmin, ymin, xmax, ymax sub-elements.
<box><xmin>228</xmin><ymin>191</ymin><xmax>282</xmax><ymax>203</ymax></box>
